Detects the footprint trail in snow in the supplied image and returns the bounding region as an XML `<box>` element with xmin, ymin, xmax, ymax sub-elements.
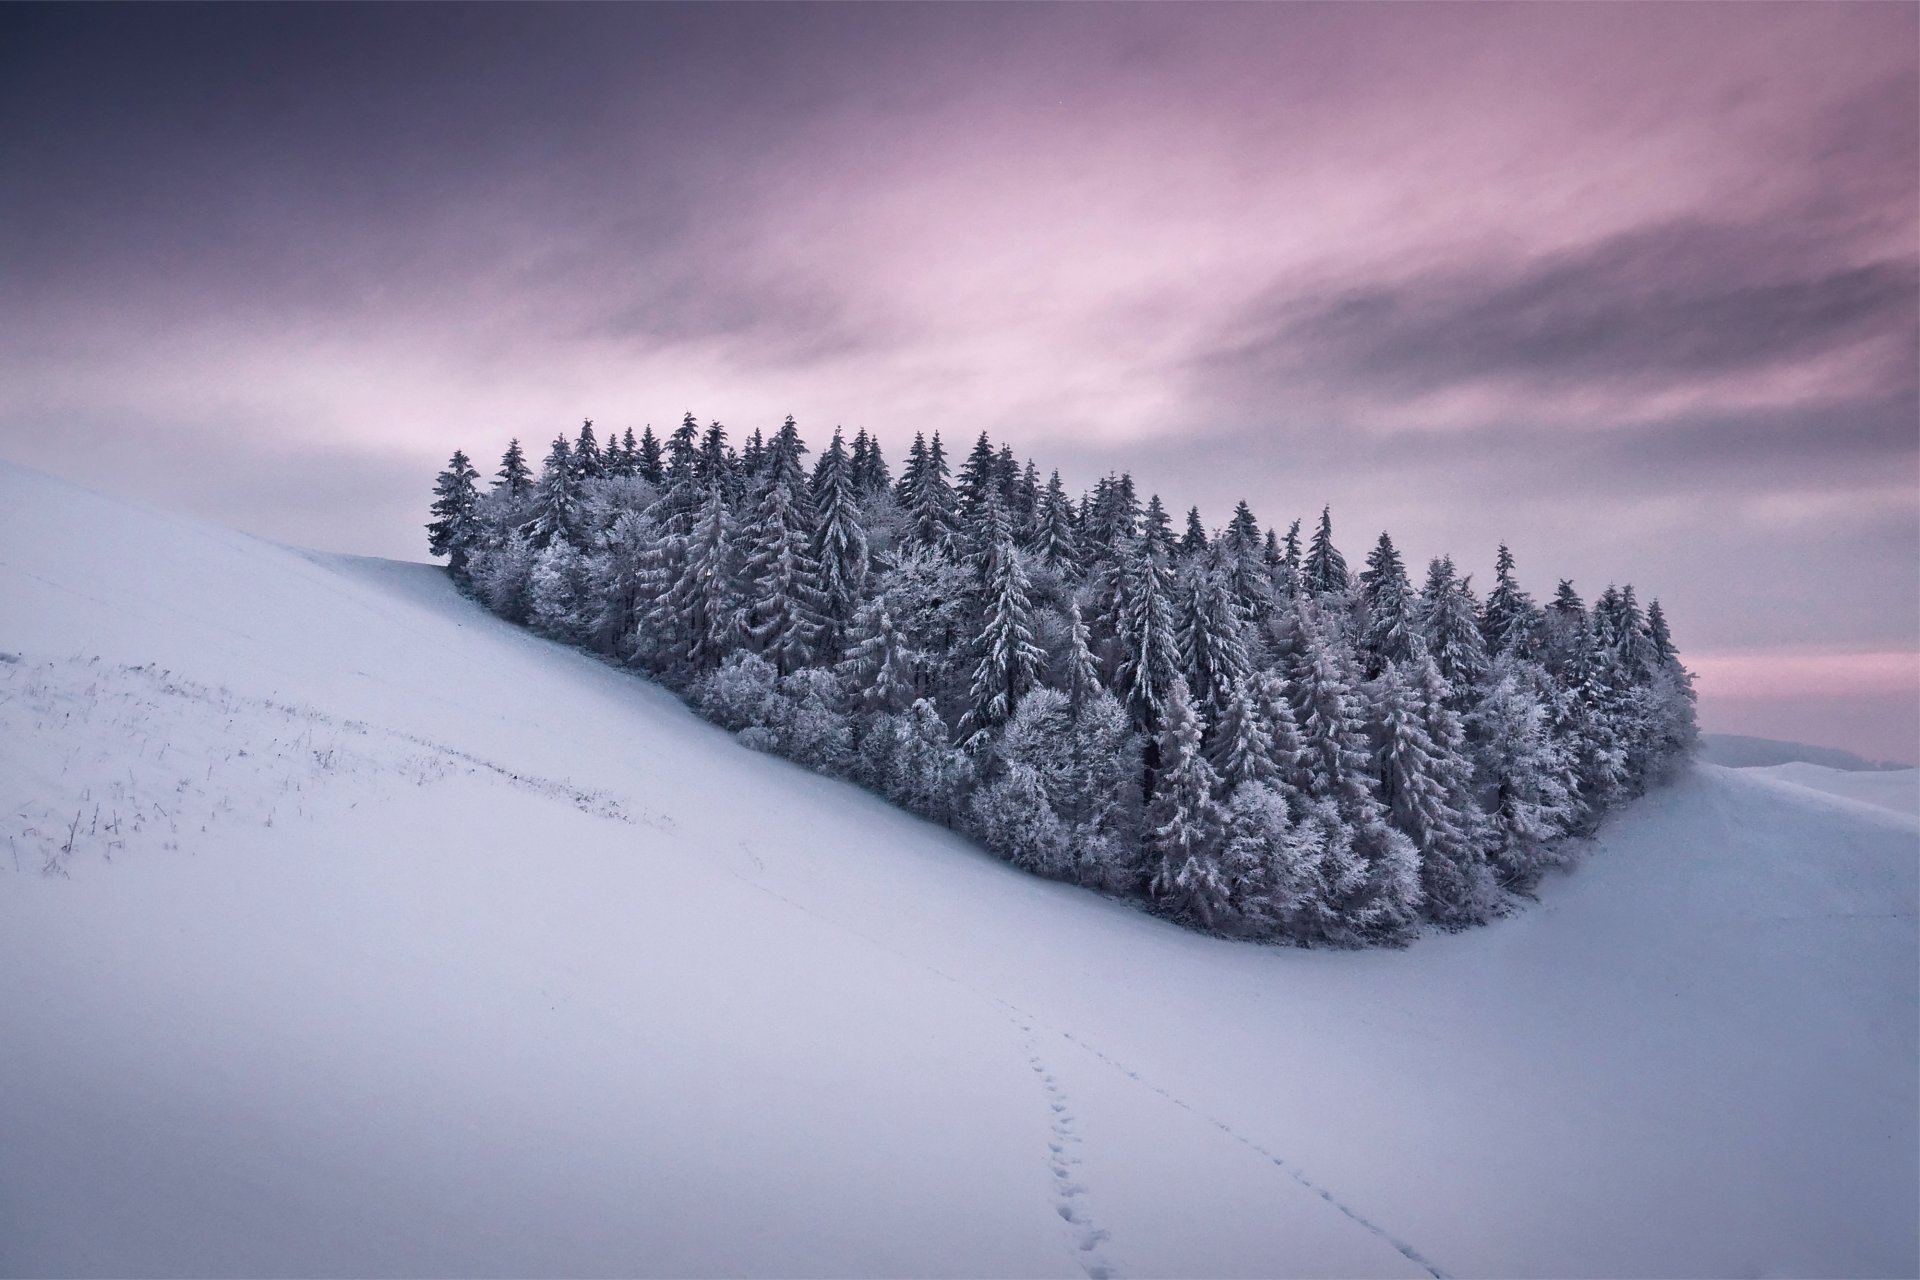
<box><xmin>1019</xmin><ymin>1021</ymin><xmax>1120</xmax><ymax>1280</ymax></box>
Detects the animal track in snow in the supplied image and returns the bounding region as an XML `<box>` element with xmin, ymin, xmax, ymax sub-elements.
<box><xmin>1021</xmin><ymin>1024</ymin><xmax>1121</xmax><ymax>1280</ymax></box>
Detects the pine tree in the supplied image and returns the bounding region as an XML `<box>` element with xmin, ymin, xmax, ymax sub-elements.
<box><xmin>698</xmin><ymin>419</ymin><xmax>734</xmax><ymax>491</ymax></box>
<box><xmin>1420</xmin><ymin>556</ymin><xmax>1489</xmax><ymax>710</ymax></box>
<box><xmin>904</xmin><ymin>432</ymin><xmax>961</xmax><ymax>555</ymax></box>
<box><xmin>673</xmin><ymin>483</ymin><xmax>743</xmax><ymax>675</ymax></box>
<box><xmin>1180</xmin><ymin>506</ymin><xmax>1209</xmax><ymax>558</ymax></box>
<box><xmin>1142</xmin><ymin>495</ymin><xmax>1175</xmax><ymax>558</ymax></box>
<box><xmin>612</xmin><ymin>426</ymin><xmax>640</xmax><ymax>479</ymax></box>
<box><xmin>529</xmin><ymin>435</ymin><xmax>581</xmax><ymax>548</ymax></box>
<box><xmin>1146</xmin><ymin>677</ymin><xmax>1230</xmax><ymax>925</ymax></box>
<box><xmin>494</xmin><ymin>438</ymin><xmax>532</xmax><ymax>499</ymax></box>
<box><xmin>1304</xmin><ymin>507</ymin><xmax>1348</xmax><ymax>595</ymax></box>
<box><xmin>1113</xmin><ymin>538</ymin><xmax>1180</xmax><ymax>744</ymax></box>
<box><xmin>956</xmin><ymin>431</ymin><xmax>1000</xmax><ymax>534</ymax></box>
<box><xmin>1206</xmin><ymin>677</ymin><xmax>1277</xmax><ymax>792</ymax></box>
<box><xmin>959</xmin><ymin>506</ymin><xmax>1046</xmax><ymax>747</ymax></box>
<box><xmin>1369</xmin><ymin>655</ymin><xmax>1495</xmax><ymax>925</ymax></box>
<box><xmin>1358</xmin><ymin>531</ymin><xmax>1420</xmax><ymax>677</ymax></box>
<box><xmin>1284</xmin><ymin>600</ymin><xmax>1423</xmax><ymax>938</ymax></box>
<box><xmin>1480</xmin><ymin>543</ymin><xmax>1539</xmax><ymax>656</ymax></box>
<box><xmin>810</xmin><ymin>428</ymin><xmax>871</xmax><ymax>654</ymax></box>
<box><xmin>633</xmin><ymin>426</ymin><xmax>663</xmax><ymax>484</ymax></box>
<box><xmin>1034</xmin><ymin>471</ymin><xmax>1080</xmax><ymax>573</ymax></box>
<box><xmin>427</xmin><ymin>449</ymin><xmax>482</xmax><ymax>580</ymax></box>
<box><xmin>572</xmin><ymin>420</ymin><xmax>604</xmax><ymax>480</ymax></box>
<box><xmin>1472</xmin><ymin>658</ymin><xmax>1577</xmax><ymax>888</ymax></box>
<box><xmin>1060</xmin><ymin>601</ymin><xmax>1103</xmax><ymax>714</ymax></box>
<box><xmin>838</xmin><ymin>598</ymin><xmax>919</xmax><ymax>714</ymax></box>
<box><xmin>1177</xmin><ymin>566</ymin><xmax>1252</xmax><ymax>732</ymax></box>
<box><xmin>740</xmin><ymin>455</ymin><xmax>825</xmax><ymax>676</ymax></box>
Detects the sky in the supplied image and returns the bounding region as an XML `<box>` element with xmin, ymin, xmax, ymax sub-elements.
<box><xmin>2</xmin><ymin>2</ymin><xmax>1915</xmax><ymax>763</ymax></box>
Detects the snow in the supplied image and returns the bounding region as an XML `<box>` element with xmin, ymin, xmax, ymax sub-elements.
<box><xmin>1743</xmin><ymin>761</ymin><xmax>1920</xmax><ymax>819</ymax></box>
<box><xmin>3</xmin><ymin>459</ymin><xmax>1915</xmax><ymax>1278</ymax></box>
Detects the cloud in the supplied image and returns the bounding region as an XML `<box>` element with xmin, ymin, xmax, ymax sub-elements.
<box><xmin>1200</xmin><ymin>220</ymin><xmax>1917</xmax><ymax>425</ymax></box>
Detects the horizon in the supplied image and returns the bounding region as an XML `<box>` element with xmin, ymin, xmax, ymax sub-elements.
<box><xmin>3</xmin><ymin>2</ymin><xmax>1915</xmax><ymax>763</ymax></box>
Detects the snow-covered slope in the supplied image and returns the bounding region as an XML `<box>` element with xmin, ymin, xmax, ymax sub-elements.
<box><xmin>3</xmin><ymin>461</ymin><xmax>1914</xmax><ymax>1279</ymax></box>
<box><xmin>1743</xmin><ymin>761</ymin><xmax>1920</xmax><ymax>818</ymax></box>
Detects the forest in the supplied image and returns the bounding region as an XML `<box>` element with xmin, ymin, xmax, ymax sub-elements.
<box><xmin>427</xmin><ymin>415</ymin><xmax>1696</xmax><ymax>944</ymax></box>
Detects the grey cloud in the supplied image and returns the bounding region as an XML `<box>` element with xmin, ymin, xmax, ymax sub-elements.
<box><xmin>1204</xmin><ymin>220</ymin><xmax>1917</xmax><ymax>405</ymax></box>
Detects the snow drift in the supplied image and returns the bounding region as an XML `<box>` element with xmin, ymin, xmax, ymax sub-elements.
<box><xmin>2</xmin><ymin>461</ymin><xmax>1914</xmax><ymax>1278</ymax></box>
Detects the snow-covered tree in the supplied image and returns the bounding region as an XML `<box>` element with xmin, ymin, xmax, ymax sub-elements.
<box><xmin>529</xmin><ymin>435</ymin><xmax>582</xmax><ymax>548</ymax></box>
<box><xmin>959</xmin><ymin>504</ymin><xmax>1046</xmax><ymax>747</ymax></box>
<box><xmin>1303</xmin><ymin>506</ymin><xmax>1349</xmax><ymax>595</ymax></box>
<box><xmin>1146</xmin><ymin>678</ymin><xmax>1230</xmax><ymax>923</ymax></box>
<box><xmin>427</xmin><ymin>450</ymin><xmax>482</xmax><ymax>580</ymax></box>
<box><xmin>494</xmin><ymin>438</ymin><xmax>532</xmax><ymax>500</ymax></box>
<box><xmin>1358</xmin><ymin>531</ymin><xmax>1421</xmax><ymax>677</ymax></box>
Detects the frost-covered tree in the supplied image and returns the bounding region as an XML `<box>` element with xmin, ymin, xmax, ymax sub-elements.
<box><xmin>1178</xmin><ymin>564</ymin><xmax>1253</xmax><ymax>733</ymax></box>
<box><xmin>1113</xmin><ymin>538</ymin><xmax>1181</xmax><ymax>754</ymax></box>
<box><xmin>810</xmin><ymin>428</ymin><xmax>870</xmax><ymax>653</ymax></box>
<box><xmin>494</xmin><ymin>438</ymin><xmax>532</xmax><ymax>500</ymax></box>
<box><xmin>1180</xmin><ymin>506</ymin><xmax>1209</xmax><ymax>558</ymax></box>
<box><xmin>1480</xmin><ymin>543</ymin><xmax>1539</xmax><ymax>657</ymax></box>
<box><xmin>1420</xmin><ymin>556</ymin><xmax>1489</xmax><ymax>711</ymax></box>
<box><xmin>648</xmin><ymin>483</ymin><xmax>741</xmax><ymax>677</ymax></box>
<box><xmin>740</xmin><ymin>462</ymin><xmax>825</xmax><ymax>676</ymax></box>
<box><xmin>960</xmin><ymin>502</ymin><xmax>1046</xmax><ymax>747</ymax></box>
<box><xmin>1368</xmin><ymin>655</ymin><xmax>1495</xmax><ymax>925</ymax></box>
<box><xmin>1358</xmin><ymin>531</ymin><xmax>1420</xmax><ymax>678</ymax></box>
<box><xmin>1034</xmin><ymin>471</ymin><xmax>1080</xmax><ymax>573</ymax></box>
<box><xmin>529</xmin><ymin>435</ymin><xmax>582</xmax><ymax>548</ymax></box>
<box><xmin>1146</xmin><ymin>678</ymin><xmax>1230</xmax><ymax>923</ymax></box>
<box><xmin>1304</xmin><ymin>506</ymin><xmax>1349</xmax><ymax>596</ymax></box>
<box><xmin>573</xmin><ymin>419</ymin><xmax>604</xmax><ymax>480</ymax></box>
<box><xmin>528</xmin><ymin>538</ymin><xmax>591</xmax><ymax>642</ymax></box>
<box><xmin>838</xmin><ymin>598</ymin><xmax>920</xmax><ymax>714</ymax></box>
<box><xmin>904</xmin><ymin>432</ymin><xmax>961</xmax><ymax>556</ymax></box>
<box><xmin>1472</xmin><ymin>657</ymin><xmax>1577</xmax><ymax>888</ymax></box>
<box><xmin>427</xmin><ymin>450</ymin><xmax>482</xmax><ymax>580</ymax></box>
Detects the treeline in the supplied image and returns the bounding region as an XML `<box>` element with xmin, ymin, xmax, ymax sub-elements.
<box><xmin>427</xmin><ymin>415</ymin><xmax>1695</xmax><ymax>945</ymax></box>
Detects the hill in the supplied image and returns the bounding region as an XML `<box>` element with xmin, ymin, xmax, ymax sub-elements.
<box><xmin>1700</xmin><ymin>732</ymin><xmax>1912</xmax><ymax>772</ymax></box>
<box><xmin>2</xmin><ymin>461</ymin><xmax>1914</xmax><ymax>1278</ymax></box>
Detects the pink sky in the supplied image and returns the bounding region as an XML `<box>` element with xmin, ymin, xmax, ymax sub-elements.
<box><xmin>2</xmin><ymin>3</ymin><xmax>1914</xmax><ymax>759</ymax></box>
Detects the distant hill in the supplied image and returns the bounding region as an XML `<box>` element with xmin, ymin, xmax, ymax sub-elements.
<box><xmin>1700</xmin><ymin>732</ymin><xmax>1912</xmax><ymax>772</ymax></box>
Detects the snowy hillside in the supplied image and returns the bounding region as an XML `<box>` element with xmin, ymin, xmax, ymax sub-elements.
<box><xmin>3</xmin><ymin>461</ymin><xmax>1914</xmax><ymax>1279</ymax></box>
<box><xmin>1743</xmin><ymin>761</ymin><xmax>1920</xmax><ymax>818</ymax></box>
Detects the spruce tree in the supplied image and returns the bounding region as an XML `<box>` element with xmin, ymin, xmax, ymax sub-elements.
<box><xmin>529</xmin><ymin>435</ymin><xmax>581</xmax><ymax>548</ymax></box>
<box><xmin>1304</xmin><ymin>507</ymin><xmax>1348</xmax><ymax>595</ymax></box>
<box><xmin>740</xmin><ymin>450</ymin><xmax>825</xmax><ymax>675</ymax></box>
<box><xmin>1034</xmin><ymin>471</ymin><xmax>1080</xmax><ymax>573</ymax></box>
<box><xmin>1369</xmin><ymin>655</ymin><xmax>1494</xmax><ymax>925</ymax></box>
<box><xmin>905</xmin><ymin>431</ymin><xmax>961</xmax><ymax>555</ymax></box>
<box><xmin>838</xmin><ymin>598</ymin><xmax>919</xmax><ymax>714</ymax></box>
<box><xmin>494</xmin><ymin>438</ymin><xmax>532</xmax><ymax>499</ymax></box>
<box><xmin>1481</xmin><ymin>543</ymin><xmax>1539</xmax><ymax>656</ymax></box>
<box><xmin>956</xmin><ymin>431</ymin><xmax>1000</xmax><ymax>533</ymax></box>
<box><xmin>1180</xmin><ymin>506</ymin><xmax>1209</xmax><ymax>558</ymax></box>
<box><xmin>810</xmin><ymin>428</ymin><xmax>871</xmax><ymax>653</ymax></box>
<box><xmin>959</xmin><ymin>503</ymin><xmax>1046</xmax><ymax>747</ymax></box>
<box><xmin>649</xmin><ymin>482</ymin><xmax>741</xmax><ymax>677</ymax></box>
<box><xmin>1177</xmin><ymin>566</ymin><xmax>1252</xmax><ymax>731</ymax></box>
<box><xmin>1472</xmin><ymin>658</ymin><xmax>1577</xmax><ymax>888</ymax></box>
<box><xmin>1146</xmin><ymin>678</ymin><xmax>1230</xmax><ymax>925</ymax></box>
<box><xmin>636</xmin><ymin>426</ymin><xmax>664</xmax><ymax>484</ymax></box>
<box><xmin>1421</xmin><ymin>556</ymin><xmax>1489</xmax><ymax>710</ymax></box>
<box><xmin>427</xmin><ymin>449</ymin><xmax>482</xmax><ymax>580</ymax></box>
<box><xmin>1113</xmin><ymin>537</ymin><xmax>1180</xmax><ymax>745</ymax></box>
<box><xmin>1358</xmin><ymin>531</ymin><xmax>1420</xmax><ymax>678</ymax></box>
<box><xmin>573</xmin><ymin>419</ymin><xmax>604</xmax><ymax>480</ymax></box>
